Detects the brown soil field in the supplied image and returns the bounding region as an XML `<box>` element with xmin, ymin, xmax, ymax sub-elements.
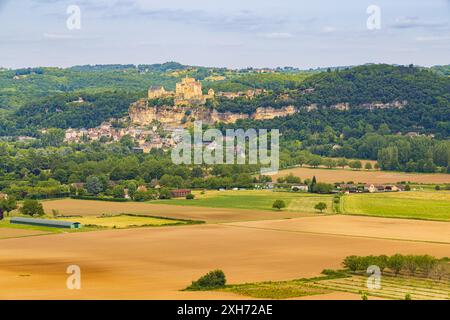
<box><xmin>0</xmin><ymin>218</ymin><xmax>448</xmax><ymax>299</ymax></box>
<box><xmin>272</xmin><ymin>167</ymin><xmax>450</xmax><ymax>184</ymax></box>
<box><xmin>226</xmin><ymin>215</ymin><xmax>450</xmax><ymax>244</ymax></box>
<box><xmin>0</xmin><ymin>228</ymin><xmax>48</xmax><ymax>239</ymax></box>
<box><xmin>42</xmin><ymin>199</ymin><xmax>315</xmax><ymax>223</ymax></box>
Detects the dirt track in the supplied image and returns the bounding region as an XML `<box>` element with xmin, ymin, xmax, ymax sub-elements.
<box><xmin>0</xmin><ymin>228</ymin><xmax>48</xmax><ymax>239</ymax></box>
<box><xmin>0</xmin><ymin>218</ymin><xmax>448</xmax><ymax>299</ymax></box>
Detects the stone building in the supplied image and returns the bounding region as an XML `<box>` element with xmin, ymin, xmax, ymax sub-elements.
<box><xmin>148</xmin><ymin>86</ymin><xmax>170</xmax><ymax>99</ymax></box>
<box><xmin>176</xmin><ymin>77</ymin><xmax>203</xmax><ymax>101</ymax></box>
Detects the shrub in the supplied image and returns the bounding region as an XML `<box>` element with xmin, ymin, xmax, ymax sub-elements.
<box><xmin>405</xmin><ymin>293</ymin><xmax>412</xmax><ymax>300</ymax></box>
<box><xmin>185</xmin><ymin>270</ymin><xmax>226</xmax><ymax>291</ymax></box>
<box><xmin>314</xmin><ymin>202</ymin><xmax>327</xmax><ymax>213</ymax></box>
<box><xmin>272</xmin><ymin>200</ymin><xmax>286</xmax><ymax>211</ymax></box>
<box><xmin>186</xmin><ymin>193</ymin><xmax>195</xmax><ymax>200</ymax></box>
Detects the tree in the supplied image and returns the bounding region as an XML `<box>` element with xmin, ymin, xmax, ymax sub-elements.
<box><xmin>272</xmin><ymin>200</ymin><xmax>286</xmax><ymax>211</ymax></box>
<box><xmin>158</xmin><ymin>188</ymin><xmax>172</xmax><ymax>199</ymax></box>
<box><xmin>86</xmin><ymin>176</ymin><xmax>104</xmax><ymax>195</ymax></box>
<box><xmin>40</xmin><ymin>128</ymin><xmax>65</xmax><ymax>147</ymax></box>
<box><xmin>0</xmin><ymin>197</ymin><xmax>17</xmax><ymax>217</ymax></box>
<box><xmin>285</xmin><ymin>173</ymin><xmax>301</xmax><ymax>184</ymax></box>
<box><xmin>112</xmin><ymin>185</ymin><xmax>125</xmax><ymax>198</ymax></box>
<box><xmin>364</xmin><ymin>162</ymin><xmax>373</xmax><ymax>170</ymax></box>
<box><xmin>313</xmin><ymin>183</ymin><xmax>334</xmax><ymax>194</ymax></box>
<box><xmin>308</xmin><ymin>156</ymin><xmax>322</xmax><ymax>168</ymax></box>
<box><xmin>388</xmin><ymin>254</ymin><xmax>405</xmax><ymax>275</ymax></box>
<box><xmin>349</xmin><ymin>160</ymin><xmax>362</xmax><ymax>169</ymax></box>
<box><xmin>337</xmin><ymin>158</ymin><xmax>348</xmax><ymax>168</ymax></box>
<box><xmin>314</xmin><ymin>202</ymin><xmax>327</xmax><ymax>213</ymax></box>
<box><xmin>20</xmin><ymin>199</ymin><xmax>45</xmax><ymax>217</ymax></box>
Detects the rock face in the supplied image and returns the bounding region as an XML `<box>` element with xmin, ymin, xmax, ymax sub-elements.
<box><xmin>253</xmin><ymin>106</ymin><xmax>296</xmax><ymax>120</ymax></box>
<box><xmin>129</xmin><ymin>99</ymin><xmax>297</xmax><ymax>126</ymax></box>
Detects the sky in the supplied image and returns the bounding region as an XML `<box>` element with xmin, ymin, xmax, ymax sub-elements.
<box><xmin>0</xmin><ymin>0</ymin><xmax>449</xmax><ymax>69</ymax></box>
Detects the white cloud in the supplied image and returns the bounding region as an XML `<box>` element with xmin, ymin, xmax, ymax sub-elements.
<box><xmin>321</xmin><ymin>26</ymin><xmax>336</xmax><ymax>33</ymax></box>
<box><xmin>261</xmin><ymin>32</ymin><xmax>293</xmax><ymax>39</ymax></box>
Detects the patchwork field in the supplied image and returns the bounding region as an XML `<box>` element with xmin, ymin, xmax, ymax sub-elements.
<box><xmin>271</xmin><ymin>167</ymin><xmax>450</xmax><ymax>184</ymax></box>
<box><xmin>222</xmin><ymin>273</ymin><xmax>449</xmax><ymax>300</ymax></box>
<box><xmin>41</xmin><ymin>198</ymin><xmax>316</xmax><ymax>223</ymax></box>
<box><xmin>0</xmin><ymin>216</ymin><xmax>449</xmax><ymax>299</ymax></box>
<box><xmin>154</xmin><ymin>190</ymin><xmax>334</xmax><ymax>214</ymax></box>
<box><xmin>341</xmin><ymin>191</ymin><xmax>450</xmax><ymax>221</ymax></box>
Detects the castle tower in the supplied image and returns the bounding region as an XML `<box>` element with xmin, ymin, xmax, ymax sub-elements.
<box><xmin>176</xmin><ymin>77</ymin><xmax>203</xmax><ymax>100</ymax></box>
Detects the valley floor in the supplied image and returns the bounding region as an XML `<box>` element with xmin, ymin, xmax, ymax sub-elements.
<box><xmin>0</xmin><ymin>207</ymin><xmax>448</xmax><ymax>299</ymax></box>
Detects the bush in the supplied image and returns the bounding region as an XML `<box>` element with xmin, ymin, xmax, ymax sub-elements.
<box><xmin>272</xmin><ymin>200</ymin><xmax>286</xmax><ymax>211</ymax></box>
<box><xmin>314</xmin><ymin>202</ymin><xmax>327</xmax><ymax>213</ymax></box>
<box><xmin>185</xmin><ymin>270</ymin><xmax>226</xmax><ymax>291</ymax></box>
<box><xmin>186</xmin><ymin>193</ymin><xmax>195</xmax><ymax>200</ymax></box>
<box><xmin>20</xmin><ymin>199</ymin><xmax>45</xmax><ymax>217</ymax></box>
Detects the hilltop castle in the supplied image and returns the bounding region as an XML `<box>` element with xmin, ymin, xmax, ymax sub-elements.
<box><xmin>148</xmin><ymin>77</ymin><xmax>215</xmax><ymax>105</ymax></box>
<box><xmin>129</xmin><ymin>77</ymin><xmax>296</xmax><ymax>127</ymax></box>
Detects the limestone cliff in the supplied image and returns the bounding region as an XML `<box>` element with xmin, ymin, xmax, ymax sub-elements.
<box><xmin>129</xmin><ymin>99</ymin><xmax>297</xmax><ymax>126</ymax></box>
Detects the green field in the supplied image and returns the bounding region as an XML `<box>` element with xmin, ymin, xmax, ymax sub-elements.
<box><xmin>58</xmin><ymin>214</ymin><xmax>188</xmax><ymax>228</ymax></box>
<box><xmin>153</xmin><ymin>190</ymin><xmax>334</xmax><ymax>213</ymax></box>
<box><xmin>153</xmin><ymin>189</ymin><xmax>450</xmax><ymax>221</ymax></box>
<box><xmin>341</xmin><ymin>191</ymin><xmax>450</xmax><ymax>221</ymax></box>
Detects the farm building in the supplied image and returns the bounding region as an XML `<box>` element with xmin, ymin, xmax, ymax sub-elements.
<box><xmin>291</xmin><ymin>185</ymin><xmax>309</xmax><ymax>192</ymax></box>
<box><xmin>170</xmin><ymin>189</ymin><xmax>192</xmax><ymax>198</ymax></box>
<box><xmin>10</xmin><ymin>217</ymin><xmax>82</xmax><ymax>229</ymax></box>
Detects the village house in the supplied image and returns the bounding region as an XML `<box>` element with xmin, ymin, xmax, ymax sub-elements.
<box><xmin>291</xmin><ymin>185</ymin><xmax>309</xmax><ymax>192</ymax></box>
<box><xmin>170</xmin><ymin>189</ymin><xmax>192</xmax><ymax>198</ymax></box>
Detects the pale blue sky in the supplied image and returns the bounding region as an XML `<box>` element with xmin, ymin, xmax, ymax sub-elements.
<box><xmin>0</xmin><ymin>0</ymin><xmax>449</xmax><ymax>68</ymax></box>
